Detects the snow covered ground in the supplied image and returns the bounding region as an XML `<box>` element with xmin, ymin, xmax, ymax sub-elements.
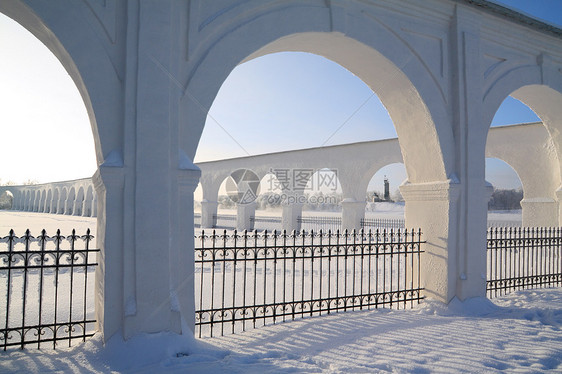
<box><xmin>0</xmin><ymin>288</ymin><xmax>560</xmax><ymax>373</ymax></box>
<box><xmin>211</xmin><ymin>202</ymin><xmax>522</xmax><ymax>222</ymax></box>
<box><xmin>2</xmin><ymin>211</ymin><xmax>559</xmax><ymax>374</ymax></box>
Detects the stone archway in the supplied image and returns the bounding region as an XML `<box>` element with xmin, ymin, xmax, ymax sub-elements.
<box><xmin>182</xmin><ymin>13</ymin><xmax>455</xmax><ymax>304</ymax></box>
<box><xmin>2</xmin><ymin>1</ymin><xmax>559</xmax><ymax>344</ymax></box>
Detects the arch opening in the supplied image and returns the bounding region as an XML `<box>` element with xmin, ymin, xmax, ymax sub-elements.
<box><xmin>187</xmin><ymin>30</ymin><xmax>451</xmax><ymax>186</ymax></box>
<box><xmin>486</xmin><ymin>85</ymin><xmax>562</xmax><ymax>227</ymax></box>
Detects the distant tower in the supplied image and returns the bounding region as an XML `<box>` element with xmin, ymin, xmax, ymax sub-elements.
<box><xmin>384</xmin><ymin>176</ymin><xmax>390</xmax><ymax>201</ymax></box>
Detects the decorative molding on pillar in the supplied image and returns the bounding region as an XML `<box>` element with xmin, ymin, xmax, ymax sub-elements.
<box><xmin>177</xmin><ymin>170</ymin><xmax>201</xmax><ymax>191</ymax></box>
<box><xmin>178</xmin><ymin>151</ymin><xmax>201</xmax><ymax>192</ymax></box>
<box><xmin>555</xmin><ymin>186</ymin><xmax>562</xmax><ymax>201</ymax></box>
<box><xmin>92</xmin><ymin>164</ymin><xmax>125</xmax><ymax>195</ymax></box>
<box><xmin>521</xmin><ymin>197</ymin><xmax>557</xmax><ymax>204</ymax></box>
<box><xmin>399</xmin><ymin>180</ymin><xmax>461</xmax><ymax>202</ymax></box>
<box><xmin>341</xmin><ymin>198</ymin><xmax>366</xmax><ymax>207</ymax></box>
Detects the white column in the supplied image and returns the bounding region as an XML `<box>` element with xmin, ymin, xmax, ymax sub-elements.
<box><xmin>73</xmin><ymin>199</ymin><xmax>81</xmax><ymax>216</ymax></box>
<box><xmin>58</xmin><ymin>196</ymin><xmax>65</xmax><ymax>214</ymax></box>
<box><xmin>237</xmin><ymin>202</ymin><xmax>256</xmax><ymax>231</ymax></box>
<box><xmin>12</xmin><ymin>191</ymin><xmax>20</xmax><ymax>210</ymax></box>
<box><xmin>282</xmin><ymin>202</ymin><xmax>302</xmax><ymax>232</ymax></box>
<box><xmin>170</xmin><ymin>166</ymin><xmax>200</xmax><ymax>334</ymax></box>
<box><xmin>341</xmin><ymin>199</ymin><xmax>366</xmax><ymax>231</ymax></box>
<box><xmin>400</xmin><ymin>180</ymin><xmax>473</xmax><ymax>303</ymax></box>
<box><xmin>522</xmin><ymin>197</ymin><xmax>558</xmax><ymax>227</ymax></box>
<box><xmin>201</xmin><ymin>200</ymin><xmax>218</xmax><ymax>228</ymax></box>
<box><xmin>82</xmin><ymin>199</ymin><xmax>89</xmax><ymax>217</ymax></box>
<box><xmin>93</xmin><ymin>165</ymin><xmax>125</xmax><ymax>341</ymax></box>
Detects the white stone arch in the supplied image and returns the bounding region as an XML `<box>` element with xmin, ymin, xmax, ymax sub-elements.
<box><xmin>0</xmin><ymin>2</ymin><xmax>135</xmax><ymax>340</ymax></box>
<box><xmin>0</xmin><ymin>2</ymin><xmax>125</xmax><ymax>338</ymax></box>
<box><xmin>484</xmin><ymin>156</ymin><xmax>523</xmax><ymax>196</ymax></box>
<box><xmin>215</xmin><ymin>168</ymin><xmax>261</xmax><ymax>208</ymax></box>
<box><xmin>481</xmin><ymin>58</ymin><xmax>562</xmax><ymax>223</ymax></box>
<box><xmin>486</xmin><ymin>123</ymin><xmax>561</xmax><ymax>226</ymax></box>
<box><xmin>9</xmin><ymin>190</ymin><xmax>18</xmax><ymax>210</ymax></box>
<box><xmin>200</xmin><ymin>169</ymin><xmax>232</xmax><ymax>204</ymax></box>
<box><xmin>66</xmin><ymin>187</ymin><xmax>76</xmax><ymax>215</ymax></box>
<box><xmin>256</xmin><ymin>172</ymin><xmax>283</xmax><ymax>209</ymax></box>
<box><xmin>0</xmin><ymin>190</ymin><xmax>13</xmax><ymax>210</ymax></box>
<box><xmin>303</xmin><ymin>168</ymin><xmax>341</xmax><ymax>198</ymax></box>
<box><xmin>181</xmin><ymin>11</ymin><xmax>453</xmax><ymax>185</ymax></box>
<box><xmin>364</xmin><ymin>162</ymin><xmax>408</xmax><ymax>201</ymax></box>
<box><xmin>0</xmin><ymin>2</ymin><xmax>123</xmax><ymax>164</ymax></box>
<box><xmin>481</xmin><ymin>60</ymin><xmax>562</xmax><ymax>174</ymax></box>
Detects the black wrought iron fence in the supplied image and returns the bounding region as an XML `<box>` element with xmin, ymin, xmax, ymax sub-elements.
<box><xmin>297</xmin><ymin>216</ymin><xmax>342</xmax><ymax>232</ymax></box>
<box><xmin>0</xmin><ymin>229</ymin><xmax>98</xmax><ymax>350</ymax></box>
<box><xmin>487</xmin><ymin>227</ymin><xmax>562</xmax><ymax>298</ymax></box>
<box><xmin>361</xmin><ymin>218</ymin><xmax>405</xmax><ymax>230</ymax></box>
<box><xmin>194</xmin><ymin>228</ymin><xmax>424</xmax><ymax>338</ymax></box>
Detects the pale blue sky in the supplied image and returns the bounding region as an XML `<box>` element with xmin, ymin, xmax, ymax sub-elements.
<box><xmin>1</xmin><ymin>1</ymin><xmax>561</xmax><ymax>193</ymax></box>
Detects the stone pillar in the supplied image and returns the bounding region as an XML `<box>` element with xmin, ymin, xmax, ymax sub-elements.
<box><xmin>82</xmin><ymin>199</ymin><xmax>89</xmax><ymax>217</ymax></box>
<box><xmin>521</xmin><ymin>196</ymin><xmax>558</xmax><ymax>227</ymax></box>
<box><xmin>170</xmin><ymin>166</ymin><xmax>200</xmax><ymax>334</ymax></box>
<box><xmin>341</xmin><ymin>199</ymin><xmax>366</xmax><ymax>231</ymax></box>
<box><xmin>282</xmin><ymin>202</ymin><xmax>302</xmax><ymax>232</ymax></box>
<box><xmin>92</xmin><ymin>165</ymin><xmax>125</xmax><ymax>341</ymax></box>
<box><xmin>557</xmin><ymin>189</ymin><xmax>562</xmax><ymax>227</ymax></box>
<box><xmin>237</xmin><ymin>202</ymin><xmax>256</xmax><ymax>231</ymax></box>
<box><xmin>62</xmin><ymin>196</ymin><xmax>70</xmax><ymax>216</ymax></box>
<box><xmin>58</xmin><ymin>196</ymin><xmax>65</xmax><ymax>214</ymax></box>
<box><xmin>73</xmin><ymin>200</ymin><xmax>81</xmax><ymax>216</ymax></box>
<box><xmin>12</xmin><ymin>192</ymin><xmax>20</xmax><ymax>210</ymax></box>
<box><xmin>484</xmin><ymin>182</ymin><xmax>493</xmax><ymax>226</ymax></box>
<box><xmin>34</xmin><ymin>193</ymin><xmax>40</xmax><ymax>212</ymax></box>
<box><xmin>449</xmin><ymin>6</ymin><xmax>489</xmax><ymax>301</ymax></box>
<box><xmin>201</xmin><ymin>200</ymin><xmax>218</xmax><ymax>228</ymax></box>
<box><xmin>400</xmin><ymin>180</ymin><xmax>467</xmax><ymax>303</ymax></box>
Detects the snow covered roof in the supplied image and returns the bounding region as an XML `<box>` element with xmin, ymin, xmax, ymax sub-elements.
<box><xmin>459</xmin><ymin>0</ymin><xmax>562</xmax><ymax>37</ymax></box>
